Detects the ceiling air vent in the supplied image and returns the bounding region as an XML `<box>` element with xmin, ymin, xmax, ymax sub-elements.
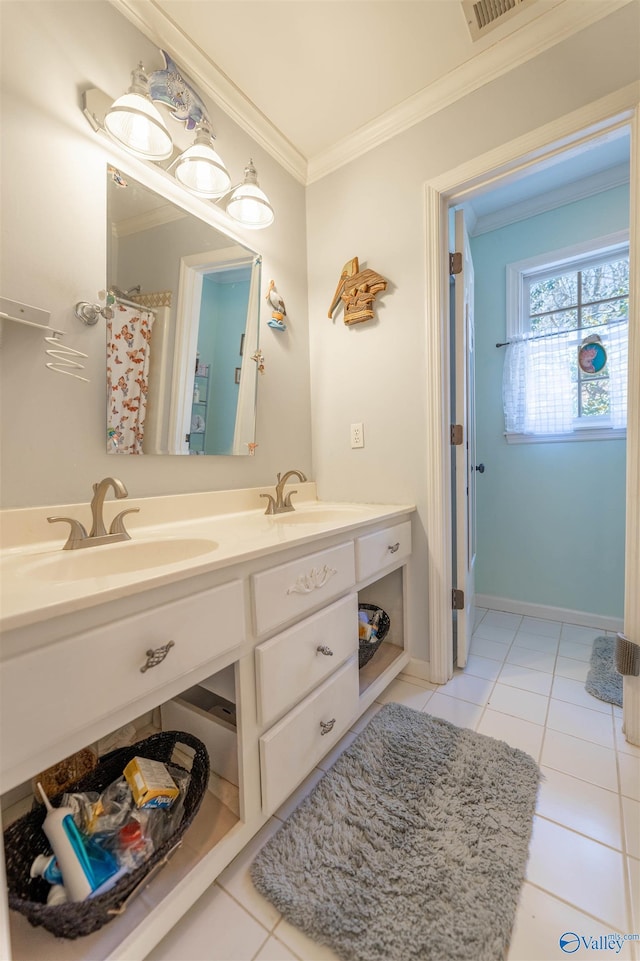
<box><xmin>462</xmin><ymin>0</ymin><xmax>538</xmax><ymax>40</ymax></box>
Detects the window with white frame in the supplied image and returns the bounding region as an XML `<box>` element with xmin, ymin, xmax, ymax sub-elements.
<box><xmin>503</xmin><ymin>232</ymin><xmax>629</xmax><ymax>442</ymax></box>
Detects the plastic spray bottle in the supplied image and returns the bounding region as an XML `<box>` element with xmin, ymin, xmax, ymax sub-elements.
<box><xmin>36</xmin><ymin>783</ymin><xmax>120</xmax><ymax>901</ymax></box>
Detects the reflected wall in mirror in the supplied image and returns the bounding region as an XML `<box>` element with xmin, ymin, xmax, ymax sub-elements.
<box><xmin>107</xmin><ymin>167</ymin><xmax>261</xmax><ymax>455</ymax></box>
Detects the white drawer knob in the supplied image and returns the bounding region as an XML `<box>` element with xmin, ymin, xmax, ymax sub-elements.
<box><xmin>388</xmin><ymin>542</ymin><xmax>400</xmax><ymax>554</ymax></box>
<box><xmin>320</xmin><ymin>718</ymin><xmax>336</xmax><ymax>735</ymax></box>
<box><xmin>316</xmin><ymin>645</ymin><xmax>334</xmax><ymax>656</ymax></box>
<box><xmin>140</xmin><ymin>640</ymin><xmax>175</xmax><ymax>673</ymax></box>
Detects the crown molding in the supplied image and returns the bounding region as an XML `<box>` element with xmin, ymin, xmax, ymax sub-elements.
<box><xmin>110</xmin><ymin>0</ymin><xmax>633</xmax><ymax>187</ymax></box>
<box><xmin>307</xmin><ymin>0</ymin><xmax>634</xmax><ymax>182</ymax></box>
<box><xmin>469</xmin><ymin>161</ymin><xmax>630</xmax><ymax>235</ymax></box>
<box><xmin>108</xmin><ymin>0</ymin><xmax>308</xmax><ymax>184</ymax></box>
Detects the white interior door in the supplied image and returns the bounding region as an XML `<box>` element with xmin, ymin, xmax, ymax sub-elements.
<box><xmin>454</xmin><ymin>209</ymin><xmax>477</xmax><ymax>668</ymax></box>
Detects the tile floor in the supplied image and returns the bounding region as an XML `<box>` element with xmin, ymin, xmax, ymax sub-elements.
<box><xmin>147</xmin><ymin>610</ymin><xmax>640</xmax><ymax>961</ymax></box>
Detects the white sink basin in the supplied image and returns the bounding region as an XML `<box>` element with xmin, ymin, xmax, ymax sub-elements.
<box><xmin>24</xmin><ymin>537</ymin><xmax>218</xmax><ymax>581</ymax></box>
<box><xmin>272</xmin><ymin>506</ymin><xmax>371</xmax><ymax>525</ymax></box>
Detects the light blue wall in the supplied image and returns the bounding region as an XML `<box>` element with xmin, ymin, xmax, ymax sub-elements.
<box><xmin>198</xmin><ymin>273</ymin><xmax>250</xmax><ymax>455</ymax></box>
<box><xmin>470</xmin><ymin>185</ymin><xmax>629</xmax><ymax>618</ymax></box>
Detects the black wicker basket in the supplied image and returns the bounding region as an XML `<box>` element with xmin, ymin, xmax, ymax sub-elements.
<box><xmin>4</xmin><ymin>730</ymin><xmax>209</xmax><ymax>940</ymax></box>
<box><xmin>358</xmin><ymin>603</ymin><xmax>390</xmax><ymax>669</ymax></box>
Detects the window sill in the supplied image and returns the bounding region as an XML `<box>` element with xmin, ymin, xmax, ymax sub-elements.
<box><xmin>505</xmin><ymin>428</ymin><xmax>627</xmax><ymax>445</ymax></box>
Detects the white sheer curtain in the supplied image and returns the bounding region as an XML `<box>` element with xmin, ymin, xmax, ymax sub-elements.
<box><xmin>606</xmin><ymin>321</ymin><xmax>628</xmax><ymax>429</ymax></box>
<box><xmin>503</xmin><ymin>321</ymin><xmax>628</xmax><ymax>436</ymax></box>
<box><xmin>503</xmin><ymin>331</ymin><xmax>574</xmax><ymax>434</ymax></box>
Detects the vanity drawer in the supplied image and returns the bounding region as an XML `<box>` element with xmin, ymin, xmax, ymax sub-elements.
<box><xmin>259</xmin><ymin>657</ymin><xmax>359</xmax><ymax>814</ymax></box>
<box><xmin>252</xmin><ymin>541</ymin><xmax>355</xmax><ymax>635</ymax></box>
<box><xmin>255</xmin><ymin>593</ymin><xmax>358</xmax><ymax>726</ymax></box>
<box><xmin>0</xmin><ymin>580</ymin><xmax>245</xmax><ymax>786</ymax></box>
<box><xmin>355</xmin><ymin>520</ymin><xmax>412</xmax><ymax>582</ymax></box>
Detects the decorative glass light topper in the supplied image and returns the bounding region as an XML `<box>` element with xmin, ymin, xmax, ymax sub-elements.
<box><xmin>578</xmin><ymin>334</ymin><xmax>607</xmax><ymax>374</ymax></box>
<box><xmin>148</xmin><ymin>51</ymin><xmax>208</xmax><ymax>130</ymax></box>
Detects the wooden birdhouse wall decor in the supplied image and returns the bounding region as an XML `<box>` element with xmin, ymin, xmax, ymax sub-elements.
<box><xmin>328</xmin><ymin>257</ymin><xmax>388</xmax><ymax>326</ymax></box>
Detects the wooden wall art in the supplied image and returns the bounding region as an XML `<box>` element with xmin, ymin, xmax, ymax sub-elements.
<box><xmin>328</xmin><ymin>257</ymin><xmax>388</xmax><ymax>326</ymax></box>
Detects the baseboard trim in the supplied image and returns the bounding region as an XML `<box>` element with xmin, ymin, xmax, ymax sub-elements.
<box><xmin>475</xmin><ymin>594</ymin><xmax>623</xmax><ymax>633</ymax></box>
<box><xmin>400</xmin><ymin>658</ymin><xmax>435</xmax><ymax>684</ymax></box>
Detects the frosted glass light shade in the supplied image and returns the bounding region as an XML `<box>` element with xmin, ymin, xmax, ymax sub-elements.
<box><xmin>104</xmin><ymin>65</ymin><xmax>173</xmax><ymax>161</ymax></box>
<box><xmin>226</xmin><ymin>160</ymin><xmax>274</xmax><ymax>229</ymax></box>
<box><xmin>174</xmin><ymin>124</ymin><xmax>231</xmax><ymax>198</ymax></box>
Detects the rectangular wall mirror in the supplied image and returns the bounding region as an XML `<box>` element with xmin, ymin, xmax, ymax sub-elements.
<box><xmin>107</xmin><ymin>166</ymin><xmax>261</xmax><ymax>455</ymax></box>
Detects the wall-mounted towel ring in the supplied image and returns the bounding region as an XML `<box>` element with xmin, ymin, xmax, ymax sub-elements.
<box><xmin>75</xmin><ymin>301</ymin><xmax>114</xmax><ymax>326</ymax></box>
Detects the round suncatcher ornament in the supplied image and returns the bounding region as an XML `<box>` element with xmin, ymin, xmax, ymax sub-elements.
<box><xmin>578</xmin><ymin>334</ymin><xmax>607</xmax><ymax>374</ymax></box>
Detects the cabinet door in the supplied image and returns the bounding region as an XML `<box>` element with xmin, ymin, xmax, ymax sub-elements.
<box><xmin>259</xmin><ymin>658</ymin><xmax>359</xmax><ymax>813</ymax></box>
<box><xmin>255</xmin><ymin>593</ymin><xmax>357</xmax><ymax>726</ymax></box>
<box><xmin>0</xmin><ymin>580</ymin><xmax>245</xmax><ymax>790</ymax></box>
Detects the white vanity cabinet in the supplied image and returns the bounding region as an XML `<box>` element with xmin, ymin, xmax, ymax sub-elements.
<box><xmin>0</xmin><ymin>581</ymin><xmax>246</xmax><ymax>793</ymax></box>
<box><xmin>251</xmin><ymin>540</ymin><xmax>356</xmax><ymax>635</ymax></box>
<box><xmin>255</xmin><ymin>593</ymin><xmax>358</xmax><ymax>727</ymax></box>
<box><xmin>0</xmin><ymin>504</ymin><xmax>413</xmax><ymax>961</ymax></box>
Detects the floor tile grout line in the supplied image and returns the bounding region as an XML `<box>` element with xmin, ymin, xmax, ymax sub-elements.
<box><xmin>612</xmin><ymin>726</ymin><xmax>636</xmax><ymax>934</ymax></box>
<box><xmin>534</xmin><ymin>810</ymin><xmax>626</xmax><ymax>856</ymax></box>
<box><xmin>215</xmin><ymin>879</ymin><xmax>283</xmax><ymax>936</ymax></box>
<box><xmin>523</xmin><ymin>879</ymin><xmax>632</xmax><ymax>936</ymax></box>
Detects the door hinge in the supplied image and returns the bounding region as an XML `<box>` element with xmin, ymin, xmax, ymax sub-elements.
<box><xmin>452</xmin><ymin>588</ymin><xmax>465</xmax><ymax>610</ymax></box>
<box><xmin>185</xmin><ymin>433</ymin><xmax>191</xmax><ymax>444</ymax></box>
<box><xmin>449</xmin><ymin>251</ymin><xmax>462</xmax><ymax>275</ymax></box>
<box><xmin>450</xmin><ymin>424</ymin><xmax>463</xmax><ymax>446</ymax></box>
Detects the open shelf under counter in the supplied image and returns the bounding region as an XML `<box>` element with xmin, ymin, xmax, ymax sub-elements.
<box><xmin>7</xmin><ymin>771</ymin><xmax>247</xmax><ymax>961</ymax></box>
<box><xmin>358</xmin><ymin>640</ymin><xmax>407</xmax><ymax>699</ymax></box>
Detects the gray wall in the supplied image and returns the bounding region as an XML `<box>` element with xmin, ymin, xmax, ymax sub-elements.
<box><xmin>0</xmin><ymin>1</ymin><xmax>311</xmax><ymax>507</ymax></box>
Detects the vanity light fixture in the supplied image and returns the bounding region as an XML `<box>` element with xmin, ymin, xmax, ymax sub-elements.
<box><xmin>85</xmin><ymin>55</ymin><xmax>275</xmax><ymax>228</ymax></box>
<box><xmin>225</xmin><ymin>159</ymin><xmax>275</xmax><ymax>229</ymax></box>
<box><xmin>103</xmin><ymin>64</ymin><xmax>173</xmax><ymax>162</ymax></box>
<box><xmin>172</xmin><ymin>120</ymin><xmax>231</xmax><ymax>199</ymax></box>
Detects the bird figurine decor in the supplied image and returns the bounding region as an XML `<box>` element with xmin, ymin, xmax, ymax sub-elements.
<box><xmin>328</xmin><ymin>257</ymin><xmax>388</xmax><ymax>326</ymax></box>
<box><xmin>266</xmin><ymin>280</ymin><xmax>287</xmax><ymax>331</ymax></box>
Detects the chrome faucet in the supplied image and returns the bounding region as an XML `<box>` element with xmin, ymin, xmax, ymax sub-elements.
<box><xmin>261</xmin><ymin>469</ymin><xmax>307</xmax><ymax>515</ymax></box>
<box><xmin>48</xmin><ymin>477</ymin><xmax>139</xmax><ymax>549</ymax></box>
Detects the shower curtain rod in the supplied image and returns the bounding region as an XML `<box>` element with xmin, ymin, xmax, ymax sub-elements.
<box><xmin>110</xmin><ymin>292</ymin><xmax>158</xmax><ymax>315</ymax></box>
<box><xmin>495</xmin><ymin>316</ymin><xmax>627</xmax><ymax>348</ymax></box>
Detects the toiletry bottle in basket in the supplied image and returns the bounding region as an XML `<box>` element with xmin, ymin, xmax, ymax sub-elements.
<box><xmin>36</xmin><ymin>783</ymin><xmax>119</xmax><ymax>901</ymax></box>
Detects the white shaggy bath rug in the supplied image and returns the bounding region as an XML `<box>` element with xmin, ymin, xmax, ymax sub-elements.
<box><xmin>251</xmin><ymin>702</ymin><xmax>540</xmax><ymax>961</ymax></box>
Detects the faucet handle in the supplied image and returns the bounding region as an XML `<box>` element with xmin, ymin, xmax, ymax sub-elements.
<box><xmin>283</xmin><ymin>491</ymin><xmax>298</xmax><ymax>509</ymax></box>
<box><xmin>47</xmin><ymin>516</ymin><xmax>89</xmax><ymax>550</ymax></box>
<box><xmin>260</xmin><ymin>493</ymin><xmax>277</xmax><ymax>515</ymax></box>
<box><xmin>109</xmin><ymin>508</ymin><xmax>139</xmax><ymax>539</ymax></box>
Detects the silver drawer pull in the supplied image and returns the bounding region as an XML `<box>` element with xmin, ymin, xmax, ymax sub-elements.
<box><xmin>388</xmin><ymin>542</ymin><xmax>400</xmax><ymax>554</ymax></box>
<box><xmin>316</xmin><ymin>645</ymin><xmax>334</xmax><ymax>656</ymax></box>
<box><xmin>140</xmin><ymin>640</ymin><xmax>175</xmax><ymax>673</ymax></box>
<box><xmin>320</xmin><ymin>718</ymin><xmax>336</xmax><ymax>736</ymax></box>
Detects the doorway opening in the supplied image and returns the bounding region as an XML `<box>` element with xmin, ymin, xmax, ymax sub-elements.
<box><xmin>450</xmin><ymin>127</ymin><xmax>631</xmax><ymax>670</ymax></box>
<box><xmin>423</xmin><ymin>92</ymin><xmax>639</xmax><ymax>754</ymax></box>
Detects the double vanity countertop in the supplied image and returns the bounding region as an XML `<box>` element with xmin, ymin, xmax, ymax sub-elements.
<box><xmin>0</xmin><ymin>483</ymin><xmax>415</xmax><ymax>633</ymax></box>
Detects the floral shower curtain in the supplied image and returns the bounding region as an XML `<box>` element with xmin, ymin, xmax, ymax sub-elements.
<box><xmin>107</xmin><ymin>303</ymin><xmax>155</xmax><ymax>454</ymax></box>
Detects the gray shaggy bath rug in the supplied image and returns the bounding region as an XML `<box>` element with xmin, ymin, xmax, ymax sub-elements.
<box><xmin>250</xmin><ymin>702</ymin><xmax>540</xmax><ymax>961</ymax></box>
<box><xmin>585</xmin><ymin>635</ymin><xmax>623</xmax><ymax>707</ymax></box>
